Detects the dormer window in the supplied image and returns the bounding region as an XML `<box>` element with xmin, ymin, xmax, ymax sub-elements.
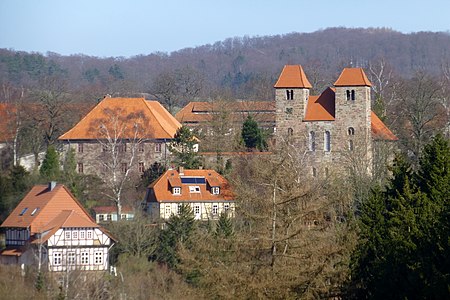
<box><xmin>173</xmin><ymin>187</ymin><xmax>181</xmax><ymax>195</ymax></box>
<box><xmin>211</xmin><ymin>187</ymin><xmax>220</xmax><ymax>195</ymax></box>
<box><xmin>286</xmin><ymin>89</ymin><xmax>294</xmax><ymax>100</ymax></box>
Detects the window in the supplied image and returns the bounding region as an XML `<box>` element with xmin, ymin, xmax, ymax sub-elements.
<box><xmin>67</xmin><ymin>252</ymin><xmax>76</xmax><ymax>265</ymax></box>
<box><xmin>346</xmin><ymin>90</ymin><xmax>351</xmax><ymax>101</ymax></box>
<box><xmin>99</xmin><ymin>214</ymin><xmax>104</xmax><ymax>221</ymax></box>
<box><xmin>286</xmin><ymin>89</ymin><xmax>294</xmax><ymax>100</ymax></box>
<box><xmin>309</xmin><ymin>131</ymin><xmax>316</xmax><ymax>152</ymax></box>
<box><xmin>72</xmin><ymin>231</ymin><xmax>78</xmax><ymax>239</ymax></box>
<box><xmin>211</xmin><ymin>187</ymin><xmax>220</xmax><ymax>195</ymax></box>
<box><xmin>77</xmin><ymin>163</ymin><xmax>84</xmax><ymax>173</ymax></box>
<box><xmin>312</xmin><ymin>167</ymin><xmax>317</xmax><ymax>177</ymax></box>
<box><xmin>31</xmin><ymin>207</ymin><xmax>39</xmax><ymax>216</ymax></box>
<box><xmin>80</xmin><ymin>230</ymin><xmax>85</xmax><ymax>239</ymax></box>
<box><xmin>121</xmin><ymin>214</ymin><xmax>127</xmax><ymax>220</ymax></box>
<box><xmin>87</xmin><ymin>230</ymin><xmax>93</xmax><ymax>239</ymax></box>
<box><xmin>54</xmin><ymin>252</ymin><xmax>62</xmax><ymax>265</ymax></box>
<box><xmin>351</xmin><ymin>89</ymin><xmax>355</xmax><ymax>100</ymax></box>
<box><xmin>177</xmin><ymin>204</ymin><xmax>182</xmax><ymax>214</ymax></box>
<box><xmin>138</xmin><ymin>162</ymin><xmax>145</xmax><ymax>173</ymax></box>
<box><xmin>285</xmin><ymin>107</ymin><xmax>293</xmax><ymax>114</ymax></box>
<box><xmin>81</xmin><ymin>252</ymin><xmax>89</xmax><ymax>264</ymax></box>
<box><xmin>189</xmin><ymin>186</ymin><xmax>201</xmax><ymax>193</ymax></box>
<box><xmin>138</xmin><ymin>143</ymin><xmax>144</xmax><ymax>152</ymax></box>
<box><xmin>324</xmin><ymin>131</ymin><xmax>331</xmax><ymax>152</ymax></box>
<box><xmin>212</xmin><ymin>204</ymin><xmax>219</xmax><ymax>215</ymax></box>
<box><xmin>165</xmin><ymin>206</ymin><xmax>171</xmax><ymax>216</ymax></box>
<box><xmin>107</xmin><ymin>214</ymin><xmax>112</xmax><ymax>221</ymax></box>
<box><xmin>65</xmin><ymin>230</ymin><xmax>71</xmax><ymax>240</ymax></box>
<box><xmin>78</xmin><ymin>143</ymin><xmax>84</xmax><ymax>153</ymax></box>
<box><xmin>224</xmin><ymin>203</ymin><xmax>230</xmax><ymax>212</ymax></box>
<box><xmin>155</xmin><ymin>143</ymin><xmax>162</xmax><ymax>153</ymax></box>
<box><xmin>19</xmin><ymin>207</ymin><xmax>28</xmax><ymax>216</ymax></box>
<box><xmin>349</xmin><ymin>140</ymin><xmax>354</xmax><ymax>151</ymax></box>
<box><xmin>121</xmin><ymin>163</ymin><xmax>128</xmax><ymax>173</ymax></box>
<box><xmin>287</xmin><ymin>128</ymin><xmax>293</xmax><ymax>136</ymax></box>
<box><xmin>194</xmin><ymin>205</ymin><xmax>200</xmax><ymax>215</ymax></box>
<box><xmin>173</xmin><ymin>187</ymin><xmax>181</xmax><ymax>195</ymax></box>
<box><xmin>118</xmin><ymin>143</ymin><xmax>127</xmax><ymax>152</ymax></box>
<box><xmin>94</xmin><ymin>252</ymin><xmax>103</xmax><ymax>264</ymax></box>
<box><xmin>348</xmin><ymin>127</ymin><xmax>355</xmax><ymax>136</ymax></box>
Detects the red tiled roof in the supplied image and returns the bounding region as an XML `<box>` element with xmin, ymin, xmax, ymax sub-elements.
<box><xmin>304</xmin><ymin>88</ymin><xmax>335</xmax><ymax>121</ymax></box>
<box><xmin>334</xmin><ymin>68</ymin><xmax>372</xmax><ymax>87</ymax></box>
<box><xmin>371</xmin><ymin>112</ymin><xmax>398</xmax><ymax>141</ymax></box>
<box><xmin>175</xmin><ymin>101</ymin><xmax>275</xmax><ymax>124</ymax></box>
<box><xmin>92</xmin><ymin>205</ymin><xmax>134</xmax><ymax>214</ymax></box>
<box><xmin>147</xmin><ymin>169</ymin><xmax>234</xmax><ymax>203</ymax></box>
<box><xmin>274</xmin><ymin>65</ymin><xmax>312</xmax><ymax>88</ymax></box>
<box><xmin>59</xmin><ymin>97</ymin><xmax>181</xmax><ymax>140</ymax></box>
<box><xmin>0</xmin><ymin>184</ymin><xmax>96</xmax><ymax>234</ymax></box>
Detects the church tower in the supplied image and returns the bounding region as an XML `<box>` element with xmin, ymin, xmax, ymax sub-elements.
<box><xmin>333</xmin><ymin>68</ymin><xmax>373</xmax><ymax>168</ymax></box>
<box><xmin>274</xmin><ymin>65</ymin><xmax>312</xmax><ymax>146</ymax></box>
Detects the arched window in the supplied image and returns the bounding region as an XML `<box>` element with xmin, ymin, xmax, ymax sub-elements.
<box><xmin>351</xmin><ymin>90</ymin><xmax>355</xmax><ymax>100</ymax></box>
<box><xmin>288</xmin><ymin>128</ymin><xmax>293</xmax><ymax>136</ymax></box>
<box><xmin>348</xmin><ymin>127</ymin><xmax>355</xmax><ymax>136</ymax></box>
<box><xmin>324</xmin><ymin>131</ymin><xmax>331</xmax><ymax>152</ymax></box>
<box><xmin>348</xmin><ymin>140</ymin><xmax>354</xmax><ymax>151</ymax></box>
<box><xmin>309</xmin><ymin>131</ymin><xmax>316</xmax><ymax>151</ymax></box>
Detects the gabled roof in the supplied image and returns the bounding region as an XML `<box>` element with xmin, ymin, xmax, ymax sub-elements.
<box><xmin>175</xmin><ymin>101</ymin><xmax>275</xmax><ymax>124</ymax></box>
<box><xmin>1</xmin><ymin>184</ymin><xmax>96</xmax><ymax>234</ymax></box>
<box><xmin>59</xmin><ymin>97</ymin><xmax>181</xmax><ymax>140</ymax></box>
<box><xmin>274</xmin><ymin>65</ymin><xmax>312</xmax><ymax>88</ymax></box>
<box><xmin>371</xmin><ymin>112</ymin><xmax>398</xmax><ymax>141</ymax></box>
<box><xmin>334</xmin><ymin>68</ymin><xmax>372</xmax><ymax>87</ymax></box>
<box><xmin>147</xmin><ymin>169</ymin><xmax>234</xmax><ymax>203</ymax></box>
<box><xmin>304</xmin><ymin>88</ymin><xmax>335</xmax><ymax>121</ymax></box>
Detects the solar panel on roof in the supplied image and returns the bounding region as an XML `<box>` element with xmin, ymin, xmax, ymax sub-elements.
<box><xmin>181</xmin><ymin>177</ymin><xmax>206</xmax><ymax>184</ymax></box>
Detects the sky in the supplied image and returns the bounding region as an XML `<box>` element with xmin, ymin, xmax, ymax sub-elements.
<box><xmin>1</xmin><ymin>0</ymin><xmax>449</xmax><ymax>58</ymax></box>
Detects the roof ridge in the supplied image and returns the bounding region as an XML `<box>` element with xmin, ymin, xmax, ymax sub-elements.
<box><xmin>142</xmin><ymin>100</ymin><xmax>173</xmax><ymax>137</ymax></box>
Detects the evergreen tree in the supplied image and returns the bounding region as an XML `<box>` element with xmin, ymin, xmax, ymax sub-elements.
<box><xmin>241</xmin><ymin>115</ymin><xmax>267</xmax><ymax>151</ymax></box>
<box><xmin>169</xmin><ymin>126</ymin><xmax>201</xmax><ymax>169</ymax></box>
<box><xmin>154</xmin><ymin>204</ymin><xmax>197</xmax><ymax>268</ymax></box>
<box><xmin>39</xmin><ymin>145</ymin><xmax>60</xmax><ymax>181</ymax></box>
<box><xmin>62</xmin><ymin>148</ymin><xmax>80</xmax><ymax>198</ymax></box>
<box><xmin>214</xmin><ymin>212</ymin><xmax>234</xmax><ymax>238</ymax></box>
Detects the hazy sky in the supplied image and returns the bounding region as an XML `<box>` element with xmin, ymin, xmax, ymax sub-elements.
<box><xmin>1</xmin><ymin>0</ymin><xmax>449</xmax><ymax>58</ymax></box>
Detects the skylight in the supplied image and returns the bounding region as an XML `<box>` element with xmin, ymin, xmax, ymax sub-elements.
<box><xmin>19</xmin><ymin>208</ymin><xmax>28</xmax><ymax>216</ymax></box>
<box><xmin>31</xmin><ymin>207</ymin><xmax>39</xmax><ymax>216</ymax></box>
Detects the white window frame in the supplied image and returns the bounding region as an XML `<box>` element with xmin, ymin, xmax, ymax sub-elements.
<box><xmin>94</xmin><ymin>252</ymin><xmax>103</xmax><ymax>265</ymax></box>
<box><xmin>211</xmin><ymin>187</ymin><xmax>220</xmax><ymax>195</ymax></box>
<box><xmin>79</xmin><ymin>230</ymin><xmax>85</xmax><ymax>239</ymax></box>
<box><xmin>212</xmin><ymin>204</ymin><xmax>219</xmax><ymax>215</ymax></box>
<box><xmin>87</xmin><ymin>230</ymin><xmax>93</xmax><ymax>239</ymax></box>
<box><xmin>67</xmin><ymin>251</ymin><xmax>76</xmax><ymax>265</ymax></box>
<box><xmin>54</xmin><ymin>252</ymin><xmax>62</xmax><ymax>265</ymax></box>
<box><xmin>65</xmin><ymin>230</ymin><xmax>71</xmax><ymax>240</ymax></box>
<box><xmin>194</xmin><ymin>204</ymin><xmax>200</xmax><ymax>215</ymax></box>
<box><xmin>173</xmin><ymin>187</ymin><xmax>181</xmax><ymax>195</ymax></box>
<box><xmin>81</xmin><ymin>252</ymin><xmax>89</xmax><ymax>265</ymax></box>
<box><xmin>72</xmin><ymin>230</ymin><xmax>78</xmax><ymax>240</ymax></box>
<box><xmin>189</xmin><ymin>186</ymin><xmax>201</xmax><ymax>193</ymax></box>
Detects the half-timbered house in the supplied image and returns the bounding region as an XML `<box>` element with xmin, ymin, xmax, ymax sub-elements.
<box><xmin>0</xmin><ymin>182</ymin><xmax>115</xmax><ymax>272</ymax></box>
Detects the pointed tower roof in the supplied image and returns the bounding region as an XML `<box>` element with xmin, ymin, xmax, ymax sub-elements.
<box><xmin>334</xmin><ymin>68</ymin><xmax>372</xmax><ymax>87</ymax></box>
<box><xmin>274</xmin><ymin>65</ymin><xmax>312</xmax><ymax>88</ymax></box>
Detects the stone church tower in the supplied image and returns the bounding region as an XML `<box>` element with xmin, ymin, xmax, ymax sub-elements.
<box><xmin>274</xmin><ymin>65</ymin><xmax>375</xmax><ymax>177</ymax></box>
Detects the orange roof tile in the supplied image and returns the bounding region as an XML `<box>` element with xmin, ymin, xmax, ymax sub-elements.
<box><xmin>1</xmin><ymin>184</ymin><xmax>96</xmax><ymax>234</ymax></box>
<box><xmin>59</xmin><ymin>97</ymin><xmax>181</xmax><ymax>140</ymax></box>
<box><xmin>334</xmin><ymin>68</ymin><xmax>372</xmax><ymax>87</ymax></box>
<box><xmin>175</xmin><ymin>101</ymin><xmax>276</xmax><ymax>125</ymax></box>
<box><xmin>371</xmin><ymin>112</ymin><xmax>398</xmax><ymax>141</ymax></box>
<box><xmin>274</xmin><ymin>65</ymin><xmax>312</xmax><ymax>88</ymax></box>
<box><xmin>147</xmin><ymin>169</ymin><xmax>234</xmax><ymax>203</ymax></box>
<box><xmin>304</xmin><ymin>88</ymin><xmax>335</xmax><ymax>121</ymax></box>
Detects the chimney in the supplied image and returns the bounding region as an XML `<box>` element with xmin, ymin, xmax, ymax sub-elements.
<box><xmin>48</xmin><ymin>181</ymin><xmax>57</xmax><ymax>191</ymax></box>
<box><xmin>178</xmin><ymin>166</ymin><xmax>184</xmax><ymax>175</ymax></box>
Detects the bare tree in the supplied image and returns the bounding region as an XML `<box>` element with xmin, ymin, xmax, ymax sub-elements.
<box><xmin>90</xmin><ymin>107</ymin><xmax>148</xmax><ymax>216</ymax></box>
